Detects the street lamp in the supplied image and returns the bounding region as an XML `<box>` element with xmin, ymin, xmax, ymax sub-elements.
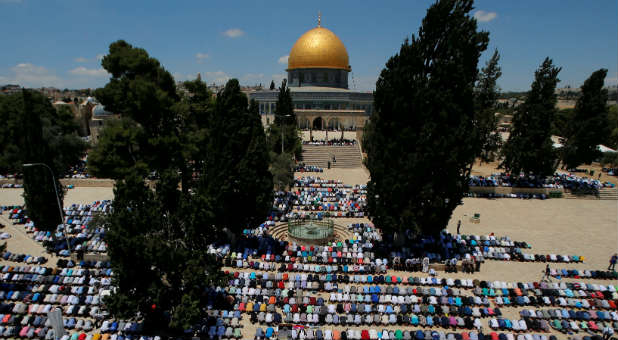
<box><xmin>22</xmin><ymin>163</ymin><xmax>71</xmax><ymax>253</ymax></box>
<box><xmin>281</xmin><ymin>114</ymin><xmax>292</xmax><ymax>154</ymax></box>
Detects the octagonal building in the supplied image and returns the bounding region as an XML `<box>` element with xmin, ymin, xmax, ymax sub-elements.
<box><xmin>250</xmin><ymin>18</ymin><xmax>373</xmax><ymax>131</ymax></box>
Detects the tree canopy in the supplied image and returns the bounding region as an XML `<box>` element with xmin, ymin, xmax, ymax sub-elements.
<box><xmin>270</xmin><ymin>152</ymin><xmax>294</xmax><ymax>190</ymax></box>
<box><xmin>474</xmin><ymin>50</ymin><xmax>502</xmax><ymax>163</ymax></box>
<box><xmin>92</xmin><ymin>40</ymin><xmax>272</xmax><ymax>333</ymax></box>
<box><xmin>0</xmin><ymin>90</ymin><xmax>87</xmax><ymax>230</ymax></box>
<box><xmin>273</xmin><ymin>79</ymin><xmax>295</xmax><ymax>126</ymax></box>
<box><xmin>196</xmin><ymin>80</ymin><xmax>273</xmax><ymax>234</ymax></box>
<box><xmin>364</xmin><ymin>0</ymin><xmax>489</xmax><ymax>236</ymax></box>
<box><xmin>268</xmin><ymin>79</ymin><xmax>302</xmax><ymax>158</ymax></box>
<box><xmin>561</xmin><ymin>69</ymin><xmax>610</xmax><ymax>169</ymax></box>
<box><xmin>501</xmin><ymin>58</ymin><xmax>561</xmax><ymax>177</ymax></box>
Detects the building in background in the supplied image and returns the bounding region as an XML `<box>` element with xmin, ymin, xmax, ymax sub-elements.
<box><xmin>249</xmin><ymin>17</ymin><xmax>373</xmax><ymax>132</ymax></box>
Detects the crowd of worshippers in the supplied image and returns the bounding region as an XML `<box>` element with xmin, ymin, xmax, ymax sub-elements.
<box><xmin>303</xmin><ymin>138</ymin><xmax>357</xmax><ymax>146</ymax></box>
<box><xmin>214</xmin><ymin>219</ymin><xmax>583</xmax><ymax>278</ymax></box>
<box><xmin>254</xmin><ymin>327</ymin><xmax>565</xmax><ymax>340</ymax></box>
<box><xmin>0</xmin><ymin>259</ymin><xmax>241</xmax><ymax>340</ymax></box>
<box><xmin>271</xmin><ymin>179</ymin><xmax>366</xmax><ymax>222</ymax></box>
<box><xmin>548</xmin><ymin>269</ymin><xmax>618</xmax><ymax>280</ymax></box>
<box><xmin>288</xmin><ymin>177</ymin><xmax>367</xmax><ymax>219</ymax></box>
<box><xmin>464</xmin><ymin>192</ymin><xmax>550</xmax><ymax>200</ymax></box>
<box><xmin>225</xmin><ymin>266</ymin><xmax>618</xmax><ymax>340</ymax></box>
<box><xmin>1</xmin><ymin>198</ymin><xmax>614</xmax><ymax>339</ymax></box>
<box><xmin>468</xmin><ymin>173</ymin><xmax>612</xmax><ymax>190</ymax></box>
<box><xmin>64</xmin><ymin>159</ymin><xmax>90</xmax><ymax>179</ymax></box>
<box><xmin>271</xmin><ymin>191</ymin><xmax>298</xmax><ymax>221</ymax></box>
<box><xmin>294</xmin><ymin>163</ymin><xmax>324</xmax><ymax>173</ymax></box>
<box><xmin>4</xmin><ymin>201</ymin><xmax>111</xmax><ymax>257</ymax></box>
<box><xmin>0</xmin><ymin>183</ymin><xmax>23</xmax><ymax>188</ymax></box>
<box><xmin>1</xmin><ymin>251</ymin><xmax>47</xmax><ymax>265</ymax></box>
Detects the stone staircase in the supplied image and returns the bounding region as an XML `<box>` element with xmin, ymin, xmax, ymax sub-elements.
<box><xmin>598</xmin><ymin>187</ymin><xmax>618</xmax><ymax>200</ymax></box>
<box><xmin>562</xmin><ymin>191</ymin><xmax>598</xmax><ymax>200</ymax></box>
<box><xmin>562</xmin><ymin>187</ymin><xmax>618</xmax><ymax>200</ymax></box>
<box><xmin>301</xmin><ymin>144</ymin><xmax>363</xmax><ymax>168</ymax></box>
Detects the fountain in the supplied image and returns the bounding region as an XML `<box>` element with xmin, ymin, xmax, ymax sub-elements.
<box><xmin>287</xmin><ymin>219</ymin><xmax>334</xmax><ymax>244</ymax></box>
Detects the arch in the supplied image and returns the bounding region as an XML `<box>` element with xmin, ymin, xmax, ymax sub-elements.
<box><xmin>312</xmin><ymin>117</ymin><xmax>324</xmax><ymax>130</ymax></box>
<box><xmin>299</xmin><ymin>118</ymin><xmax>310</xmax><ymax>130</ymax></box>
<box><xmin>327</xmin><ymin>118</ymin><xmax>341</xmax><ymax>131</ymax></box>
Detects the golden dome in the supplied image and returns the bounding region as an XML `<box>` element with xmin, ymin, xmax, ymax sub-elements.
<box><xmin>288</xmin><ymin>26</ymin><xmax>350</xmax><ymax>71</ymax></box>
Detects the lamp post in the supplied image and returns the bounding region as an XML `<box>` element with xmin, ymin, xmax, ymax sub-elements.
<box><xmin>23</xmin><ymin>163</ymin><xmax>71</xmax><ymax>253</ymax></box>
<box><xmin>281</xmin><ymin>114</ymin><xmax>292</xmax><ymax>154</ymax></box>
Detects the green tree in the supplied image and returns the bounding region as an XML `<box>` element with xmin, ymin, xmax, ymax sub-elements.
<box><xmin>197</xmin><ymin>80</ymin><xmax>273</xmax><ymax>234</ymax></box>
<box><xmin>0</xmin><ymin>90</ymin><xmax>86</xmax><ymax>231</ymax></box>
<box><xmin>93</xmin><ymin>41</ymin><xmax>271</xmax><ymax>333</ymax></box>
<box><xmin>103</xmin><ymin>173</ymin><xmax>226</xmax><ymax>332</ymax></box>
<box><xmin>174</xmin><ymin>78</ymin><xmax>214</xmax><ymax>193</ymax></box>
<box><xmin>88</xmin><ymin>118</ymin><xmax>147</xmax><ymax>179</ymax></box>
<box><xmin>268</xmin><ymin>79</ymin><xmax>302</xmax><ymax>157</ymax></box>
<box><xmin>474</xmin><ymin>49</ymin><xmax>502</xmax><ymax>163</ymax></box>
<box><xmin>561</xmin><ymin>69</ymin><xmax>610</xmax><ymax>169</ymax></box>
<box><xmin>601</xmin><ymin>152</ymin><xmax>618</xmax><ymax>168</ymax></box>
<box><xmin>501</xmin><ymin>58</ymin><xmax>561</xmax><ymax>176</ymax></box>
<box><xmin>94</xmin><ymin>40</ymin><xmax>181</xmax><ymax>176</ymax></box>
<box><xmin>270</xmin><ymin>152</ymin><xmax>294</xmax><ymax>190</ymax></box>
<box><xmin>552</xmin><ymin>108</ymin><xmax>575</xmax><ymax>138</ymax></box>
<box><xmin>365</xmin><ymin>0</ymin><xmax>489</xmax><ymax>236</ymax></box>
<box><xmin>269</xmin><ymin>80</ymin><xmax>275</xmax><ymax>90</ymax></box>
<box><xmin>608</xmin><ymin>104</ymin><xmax>618</xmax><ymax>149</ymax></box>
<box><xmin>273</xmin><ymin>79</ymin><xmax>295</xmax><ymax>126</ymax></box>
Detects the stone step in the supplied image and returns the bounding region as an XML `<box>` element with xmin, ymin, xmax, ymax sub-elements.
<box><xmin>301</xmin><ymin>144</ymin><xmax>363</xmax><ymax>168</ymax></box>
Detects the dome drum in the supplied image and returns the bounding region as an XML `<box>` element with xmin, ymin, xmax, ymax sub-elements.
<box><xmin>287</xmin><ymin>26</ymin><xmax>351</xmax><ymax>89</ymax></box>
<box><xmin>287</xmin><ymin>68</ymin><xmax>349</xmax><ymax>89</ymax></box>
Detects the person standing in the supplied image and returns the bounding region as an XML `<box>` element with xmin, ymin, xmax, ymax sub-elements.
<box><xmin>475</xmin><ymin>254</ymin><xmax>483</xmax><ymax>272</ymax></box>
<box><xmin>422</xmin><ymin>257</ymin><xmax>429</xmax><ymax>273</ymax></box>
<box><xmin>609</xmin><ymin>253</ymin><xmax>617</xmax><ymax>271</ymax></box>
<box><xmin>457</xmin><ymin>220</ymin><xmax>462</xmax><ymax>235</ymax></box>
<box><xmin>543</xmin><ymin>264</ymin><xmax>552</xmax><ymax>282</ymax></box>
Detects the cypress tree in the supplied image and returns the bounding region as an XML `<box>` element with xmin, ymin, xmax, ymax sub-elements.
<box><xmin>502</xmin><ymin>58</ymin><xmax>561</xmax><ymax>177</ymax></box>
<box><xmin>561</xmin><ymin>69</ymin><xmax>610</xmax><ymax>169</ymax></box>
<box><xmin>0</xmin><ymin>90</ymin><xmax>86</xmax><ymax>231</ymax></box>
<box><xmin>94</xmin><ymin>42</ymin><xmax>271</xmax><ymax>332</ymax></box>
<box><xmin>365</xmin><ymin>0</ymin><xmax>489</xmax><ymax>236</ymax></box>
<box><xmin>198</xmin><ymin>80</ymin><xmax>273</xmax><ymax>234</ymax></box>
<box><xmin>269</xmin><ymin>79</ymin><xmax>301</xmax><ymax>157</ymax></box>
<box><xmin>474</xmin><ymin>50</ymin><xmax>503</xmax><ymax>163</ymax></box>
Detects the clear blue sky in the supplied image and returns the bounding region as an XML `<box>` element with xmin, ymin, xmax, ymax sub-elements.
<box><xmin>0</xmin><ymin>0</ymin><xmax>616</xmax><ymax>92</ymax></box>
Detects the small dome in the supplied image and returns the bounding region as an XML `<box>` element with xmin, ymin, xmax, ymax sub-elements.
<box><xmin>288</xmin><ymin>26</ymin><xmax>350</xmax><ymax>71</ymax></box>
<box><xmin>92</xmin><ymin>104</ymin><xmax>111</xmax><ymax>116</ymax></box>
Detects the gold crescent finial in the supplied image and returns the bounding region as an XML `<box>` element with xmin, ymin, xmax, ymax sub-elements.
<box><xmin>318</xmin><ymin>11</ymin><xmax>321</xmax><ymax>27</ymax></box>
